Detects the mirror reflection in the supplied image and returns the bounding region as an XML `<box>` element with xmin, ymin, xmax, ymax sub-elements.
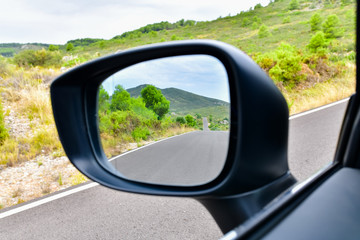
<box><xmin>98</xmin><ymin>55</ymin><xmax>230</xmax><ymax>186</ymax></box>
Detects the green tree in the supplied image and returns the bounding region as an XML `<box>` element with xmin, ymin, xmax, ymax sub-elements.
<box><xmin>322</xmin><ymin>14</ymin><xmax>343</xmax><ymax>39</ymax></box>
<box><xmin>253</xmin><ymin>16</ymin><xmax>262</xmax><ymax>24</ymax></box>
<box><xmin>185</xmin><ymin>115</ymin><xmax>196</xmax><ymax>127</ymax></box>
<box><xmin>310</xmin><ymin>13</ymin><xmax>322</xmax><ymax>32</ymax></box>
<box><xmin>289</xmin><ymin>0</ymin><xmax>300</xmax><ymax>10</ymax></box>
<box><xmin>283</xmin><ymin>16</ymin><xmax>291</xmax><ymax>24</ymax></box>
<box><xmin>48</xmin><ymin>45</ymin><xmax>59</xmax><ymax>51</ymax></box>
<box><xmin>110</xmin><ymin>85</ymin><xmax>131</xmax><ymax>111</ymax></box>
<box><xmin>153</xmin><ymin>101</ymin><xmax>170</xmax><ymax>119</ymax></box>
<box><xmin>254</xmin><ymin>3</ymin><xmax>262</xmax><ymax>9</ymax></box>
<box><xmin>242</xmin><ymin>17</ymin><xmax>250</xmax><ymax>27</ymax></box>
<box><xmin>141</xmin><ymin>85</ymin><xmax>170</xmax><ymax>119</ymax></box>
<box><xmin>98</xmin><ymin>85</ymin><xmax>110</xmax><ymax>113</ymax></box>
<box><xmin>307</xmin><ymin>31</ymin><xmax>328</xmax><ymax>53</ymax></box>
<box><xmin>258</xmin><ymin>24</ymin><xmax>271</xmax><ymax>38</ymax></box>
<box><xmin>251</xmin><ymin>22</ymin><xmax>259</xmax><ymax>30</ymax></box>
<box><xmin>176</xmin><ymin>116</ymin><xmax>186</xmax><ymax>124</ymax></box>
<box><xmin>66</xmin><ymin>43</ymin><xmax>74</xmax><ymax>51</ymax></box>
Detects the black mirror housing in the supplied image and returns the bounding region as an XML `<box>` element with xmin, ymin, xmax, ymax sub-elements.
<box><xmin>51</xmin><ymin>40</ymin><xmax>295</xmax><ymax>232</ymax></box>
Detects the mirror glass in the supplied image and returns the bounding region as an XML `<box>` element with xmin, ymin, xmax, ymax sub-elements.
<box><xmin>98</xmin><ymin>54</ymin><xmax>230</xmax><ymax>186</ymax></box>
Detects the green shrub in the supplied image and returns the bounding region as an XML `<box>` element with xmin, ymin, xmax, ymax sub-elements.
<box><xmin>254</xmin><ymin>3</ymin><xmax>262</xmax><ymax>9</ymax></box>
<box><xmin>108</xmin><ymin>111</ymin><xmax>140</xmax><ymax>135</ymax></box>
<box><xmin>62</xmin><ymin>55</ymin><xmax>88</xmax><ymax>67</ymax></box>
<box><xmin>283</xmin><ymin>16</ymin><xmax>291</xmax><ymax>24</ymax></box>
<box><xmin>132</xmin><ymin>126</ymin><xmax>150</xmax><ymax>142</ymax></box>
<box><xmin>310</xmin><ymin>13</ymin><xmax>322</xmax><ymax>32</ymax></box>
<box><xmin>307</xmin><ymin>32</ymin><xmax>328</xmax><ymax>53</ymax></box>
<box><xmin>110</xmin><ymin>85</ymin><xmax>131</xmax><ymax>111</ymax></box>
<box><xmin>13</xmin><ymin>49</ymin><xmax>63</xmax><ymax>68</ymax></box>
<box><xmin>129</xmin><ymin>98</ymin><xmax>157</xmax><ymax>120</ymax></box>
<box><xmin>322</xmin><ymin>14</ymin><xmax>343</xmax><ymax>39</ymax></box>
<box><xmin>242</xmin><ymin>17</ymin><xmax>250</xmax><ymax>27</ymax></box>
<box><xmin>176</xmin><ymin>116</ymin><xmax>186</xmax><ymax>124</ymax></box>
<box><xmin>255</xmin><ymin>54</ymin><xmax>276</xmax><ymax>71</ymax></box>
<box><xmin>48</xmin><ymin>45</ymin><xmax>59</xmax><ymax>51</ymax></box>
<box><xmin>251</xmin><ymin>22</ymin><xmax>259</xmax><ymax>30</ymax></box>
<box><xmin>185</xmin><ymin>114</ymin><xmax>196</xmax><ymax>127</ymax></box>
<box><xmin>289</xmin><ymin>0</ymin><xmax>300</xmax><ymax>10</ymax></box>
<box><xmin>253</xmin><ymin>16</ymin><xmax>262</xmax><ymax>24</ymax></box>
<box><xmin>258</xmin><ymin>24</ymin><xmax>271</xmax><ymax>38</ymax></box>
<box><xmin>268</xmin><ymin>43</ymin><xmax>304</xmax><ymax>87</ymax></box>
<box><xmin>66</xmin><ymin>43</ymin><xmax>74</xmax><ymax>51</ymax></box>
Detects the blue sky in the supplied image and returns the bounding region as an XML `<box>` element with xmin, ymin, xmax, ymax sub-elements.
<box><xmin>0</xmin><ymin>0</ymin><xmax>270</xmax><ymax>44</ymax></box>
<box><xmin>102</xmin><ymin>55</ymin><xmax>230</xmax><ymax>102</ymax></box>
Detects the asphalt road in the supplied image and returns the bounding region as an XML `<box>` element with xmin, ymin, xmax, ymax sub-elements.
<box><xmin>288</xmin><ymin>100</ymin><xmax>348</xmax><ymax>182</ymax></box>
<box><xmin>203</xmin><ymin>117</ymin><xmax>210</xmax><ymax>131</ymax></box>
<box><xmin>112</xmin><ymin>131</ymin><xmax>229</xmax><ymax>186</ymax></box>
<box><xmin>0</xmin><ymin>100</ymin><xmax>348</xmax><ymax>239</ymax></box>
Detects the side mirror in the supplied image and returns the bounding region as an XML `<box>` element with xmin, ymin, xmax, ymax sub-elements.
<box><xmin>51</xmin><ymin>40</ymin><xmax>295</xmax><ymax>233</ymax></box>
<box><xmin>98</xmin><ymin>54</ymin><xmax>230</xmax><ymax>186</ymax></box>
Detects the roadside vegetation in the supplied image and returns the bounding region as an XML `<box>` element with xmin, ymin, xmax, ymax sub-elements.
<box><xmin>0</xmin><ymin>0</ymin><xmax>356</xmax><ymax>207</ymax></box>
<box><xmin>98</xmin><ymin>84</ymin><xmax>228</xmax><ymax>158</ymax></box>
<box><xmin>0</xmin><ymin>0</ymin><xmax>355</xmax><ymax>165</ymax></box>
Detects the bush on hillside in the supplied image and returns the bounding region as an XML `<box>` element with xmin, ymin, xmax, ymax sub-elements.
<box><xmin>13</xmin><ymin>49</ymin><xmax>62</xmax><ymax>68</ymax></box>
<box><xmin>310</xmin><ymin>13</ymin><xmax>322</xmax><ymax>32</ymax></box>
<box><xmin>322</xmin><ymin>14</ymin><xmax>343</xmax><ymax>39</ymax></box>
<box><xmin>289</xmin><ymin>0</ymin><xmax>300</xmax><ymax>10</ymax></box>
<box><xmin>267</xmin><ymin>43</ymin><xmax>305</xmax><ymax>87</ymax></box>
<box><xmin>258</xmin><ymin>25</ymin><xmax>271</xmax><ymax>38</ymax></box>
<box><xmin>307</xmin><ymin>32</ymin><xmax>328</xmax><ymax>53</ymax></box>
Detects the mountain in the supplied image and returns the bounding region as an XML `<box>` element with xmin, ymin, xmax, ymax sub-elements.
<box><xmin>1</xmin><ymin>1</ymin><xmax>355</xmax><ymax>60</ymax></box>
<box><xmin>0</xmin><ymin>43</ymin><xmax>50</xmax><ymax>57</ymax></box>
<box><xmin>127</xmin><ymin>84</ymin><xmax>230</xmax><ymax>119</ymax></box>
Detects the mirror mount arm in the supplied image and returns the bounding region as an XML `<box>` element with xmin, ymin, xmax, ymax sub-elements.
<box><xmin>198</xmin><ymin>172</ymin><xmax>295</xmax><ymax>233</ymax></box>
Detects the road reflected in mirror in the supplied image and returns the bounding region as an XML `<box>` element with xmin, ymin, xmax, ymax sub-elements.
<box><xmin>98</xmin><ymin>55</ymin><xmax>230</xmax><ymax>186</ymax></box>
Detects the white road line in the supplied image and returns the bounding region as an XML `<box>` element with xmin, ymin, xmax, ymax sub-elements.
<box><xmin>289</xmin><ymin>98</ymin><xmax>349</xmax><ymax>120</ymax></box>
<box><xmin>0</xmin><ymin>182</ymin><xmax>98</xmax><ymax>219</ymax></box>
<box><xmin>0</xmin><ymin>132</ymin><xmax>197</xmax><ymax>219</ymax></box>
<box><xmin>0</xmin><ymin>97</ymin><xmax>350</xmax><ymax>219</ymax></box>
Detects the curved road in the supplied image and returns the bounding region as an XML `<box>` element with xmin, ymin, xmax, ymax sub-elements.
<box><xmin>0</xmin><ymin>100</ymin><xmax>348</xmax><ymax>239</ymax></box>
<box><xmin>111</xmin><ymin>131</ymin><xmax>229</xmax><ymax>186</ymax></box>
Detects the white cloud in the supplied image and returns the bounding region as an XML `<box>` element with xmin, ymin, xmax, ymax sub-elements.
<box><xmin>0</xmin><ymin>0</ymin><xmax>270</xmax><ymax>44</ymax></box>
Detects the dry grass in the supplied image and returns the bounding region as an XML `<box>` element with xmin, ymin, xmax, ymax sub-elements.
<box><xmin>284</xmin><ymin>64</ymin><xmax>356</xmax><ymax>115</ymax></box>
<box><xmin>0</xmin><ymin>65</ymin><xmax>64</xmax><ymax>168</ymax></box>
<box><xmin>101</xmin><ymin>125</ymin><xmax>195</xmax><ymax>158</ymax></box>
<box><xmin>70</xmin><ymin>172</ymin><xmax>88</xmax><ymax>185</ymax></box>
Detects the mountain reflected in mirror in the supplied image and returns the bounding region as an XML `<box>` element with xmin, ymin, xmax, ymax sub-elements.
<box><xmin>98</xmin><ymin>55</ymin><xmax>230</xmax><ymax>186</ymax></box>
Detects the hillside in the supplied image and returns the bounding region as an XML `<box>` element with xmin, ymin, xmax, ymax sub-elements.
<box><xmin>0</xmin><ymin>1</ymin><xmax>355</xmax><ymax>58</ymax></box>
<box><xmin>0</xmin><ymin>0</ymin><xmax>356</xmax><ymax>210</ymax></box>
<box><xmin>127</xmin><ymin>84</ymin><xmax>230</xmax><ymax>118</ymax></box>
<box><xmin>0</xmin><ymin>43</ymin><xmax>50</xmax><ymax>57</ymax></box>
<box><xmin>65</xmin><ymin>1</ymin><xmax>356</xmax><ymax>56</ymax></box>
